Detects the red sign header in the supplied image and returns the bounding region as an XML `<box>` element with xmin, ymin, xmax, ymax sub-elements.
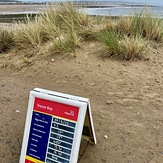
<box><xmin>33</xmin><ymin>98</ymin><xmax>79</xmax><ymax>121</ymax></box>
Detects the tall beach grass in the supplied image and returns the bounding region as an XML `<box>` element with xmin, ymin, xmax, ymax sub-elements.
<box><xmin>1</xmin><ymin>3</ymin><xmax>163</xmax><ymax>61</ymax></box>
<box><xmin>99</xmin><ymin>30</ymin><xmax>148</xmax><ymax>60</ymax></box>
<box><xmin>0</xmin><ymin>29</ymin><xmax>14</xmax><ymax>53</ymax></box>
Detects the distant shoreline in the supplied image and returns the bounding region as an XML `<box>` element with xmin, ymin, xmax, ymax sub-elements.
<box><xmin>0</xmin><ymin>2</ymin><xmax>161</xmax><ymax>22</ymax></box>
<box><xmin>0</xmin><ymin>1</ymin><xmax>155</xmax><ymax>7</ymax></box>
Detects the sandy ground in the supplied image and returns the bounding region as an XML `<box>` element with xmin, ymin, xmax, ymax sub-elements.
<box><xmin>0</xmin><ymin>4</ymin><xmax>47</xmax><ymax>13</ymax></box>
<box><xmin>0</xmin><ymin>38</ymin><xmax>163</xmax><ymax>163</ymax></box>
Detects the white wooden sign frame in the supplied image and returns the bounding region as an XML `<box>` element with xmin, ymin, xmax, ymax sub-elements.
<box><xmin>19</xmin><ymin>88</ymin><xmax>96</xmax><ymax>163</ymax></box>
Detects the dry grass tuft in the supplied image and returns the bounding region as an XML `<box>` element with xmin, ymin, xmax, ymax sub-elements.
<box><xmin>14</xmin><ymin>17</ymin><xmax>44</xmax><ymax>50</ymax></box>
<box><xmin>38</xmin><ymin>7</ymin><xmax>61</xmax><ymax>41</ymax></box>
<box><xmin>56</xmin><ymin>2</ymin><xmax>91</xmax><ymax>28</ymax></box>
<box><xmin>119</xmin><ymin>36</ymin><xmax>149</xmax><ymax>60</ymax></box>
<box><xmin>13</xmin><ymin>3</ymin><xmax>93</xmax><ymax>52</ymax></box>
<box><xmin>51</xmin><ymin>30</ymin><xmax>80</xmax><ymax>54</ymax></box>
<box><xmin>114</xmin><ymin>10</ymin><xmax>163</xmax><ymax>42</ymax></box>
<box><xmin>99</xmin><ymin>30</ymin><xmax>148</xmax><ymax>60</ymax></box>
<box><xmin>0</xmin><ymin>29</ymin><xmax>14</xmax><ymax>53</ymax></box>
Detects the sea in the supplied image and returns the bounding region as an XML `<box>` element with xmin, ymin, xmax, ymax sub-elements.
<box><xmin>3</xmin><ymin>0</ymin><xmax>163</xmax><ymax>16</ymax></box>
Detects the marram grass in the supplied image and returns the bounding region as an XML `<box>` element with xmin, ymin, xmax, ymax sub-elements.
<box><xmin>13</xmin><ymin>3</ymin><xmax>93</xmax><ymax>51</ymax></box>
<box><xmin>112</xmin><ymin>10</ymin><xmax>163</xmax><ymax>42</ymax></box>
<box><xmin>1</xmin><ymin>4</ymin><xmax>162</xmax><ymax>61</ymax></box>
<box><xmin>14</xmin><ymin>16</ymin><xmax>44</xmax><ymax>50</ymax></box>
<box><xmin>119</xmin><ymin>36</ymin><xmax>149</xmax><ymax>60</ymax></box>
<box><xmin>0</xmin><ymin>29</ymin><xmax>14</xmax><ymax>53</ymax></box>
<box><xmin>99</xmin><ymin>30</ymin><xmax>148</xmax><ymax>60</ymax></box>
<box><xmin>51</xmin><ymin>30</ymin><xmax>80</xmax><ymax>54</ymax></box>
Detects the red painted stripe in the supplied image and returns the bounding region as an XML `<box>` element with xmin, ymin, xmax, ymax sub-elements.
<box><xmin>25</xmin><ymin>159</ymin><xmax>35</xmax><ymax>163</ymax></box>
<box><xmin>33</xmin><ymin>98</ymin><xmax>79</xmax><ymax>121</ymax></box>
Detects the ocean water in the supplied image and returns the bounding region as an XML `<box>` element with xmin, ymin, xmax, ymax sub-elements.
<box><xmin>5</xmin><ymin>0</ymin><xmax>163</xmax><ymax>16</ymax></box>
<box><xmin>81</xmin><ymin>5</ymin><xmax>163</xmax><ymax>17</ymax></box>
<box><xmin>80</xmin><ymin>0</ymin><xmax>163</xmax><ymax>16</ymax></box>
<box><xmin>80</xmin><ymin>7</ymin><xmax>163</xmax><ymax>17</ymax></box>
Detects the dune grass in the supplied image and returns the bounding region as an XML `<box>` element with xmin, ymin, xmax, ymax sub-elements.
<box><xmin>110</xmin><ymin>10</ymin><xmax>163</xmax><ymax>42</ymax></box>
<box><xmin>12</xmin><ymin>3</ymin><xmax>93</xmax><ymax>51</ymax></box>
<box><xmin>1</xmin><ymin>3</ymin><xmax>163</xmax><ymax>61</ymax></box>
<box><xmin>99</xmin><ymin>30</ymin><xmax>148</xmax><ymax>60</ymax></box>
<box><xmin>130</xmin><ymin>10</ymin><xmax>163</xmax><ymax>41</ymax></box>
<box><xmin>0</xmin><ymin>29</ymin><xmax>14</xmax><ymax>53</ymax></box>
<box><xmin>99</xmin><ymin>31</ymin><xmax>120</xmax><ymax>54</ymax></box>
<box><xmin>98</xmin><ymin>9</ymin><xmax>163</xmax><ymax>60</ymax></box>
<box><xmin>120</xmin><ymin>36</ymin><xmax>148</xmax><ymax>60</ymax></box>
<box><xmin>14</xmin><ymin>16</ymin><xmax>44</xmax><ymax>50</ymax></box>
<box><xmin>51</xmin><ymin>27</ymin><xmax>80</xmax><ymax>54</ymax></box>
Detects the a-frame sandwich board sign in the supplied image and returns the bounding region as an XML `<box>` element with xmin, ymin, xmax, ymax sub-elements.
<box><xmin>19</xmin><ymin>88</ymin><xmax>96</xmax><ymax>163</ymax></box>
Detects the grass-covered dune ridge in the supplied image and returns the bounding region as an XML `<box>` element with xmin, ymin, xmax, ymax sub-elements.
<box><xmin>0</xmin><ymin>3</ymin><xmax>163</xmax><ymax>61</ymax></box>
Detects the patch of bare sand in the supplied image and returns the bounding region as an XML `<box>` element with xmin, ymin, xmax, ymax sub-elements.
<box><xmin>0</xmin><ymin>23</ymin><xmax>15</xmax><ymax>30</ymax></box>
<box><xmin>0</xmin><ymin>42</ymin><xmax>163</xmax><ymax>163</ymax></box>
<box><xmin>0</xmin><ymin>4</ymin><xmax>46</xmax><ymax>13</ymax></box>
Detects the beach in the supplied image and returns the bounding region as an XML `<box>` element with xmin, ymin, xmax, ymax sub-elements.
<box><xmin>1</xmin><ymin>2</ymin><xmax>163</xmax><ymax>163</ymax></box>
<box><xmin>0</xmin><ymin>4</ymin><xmax>47</xmax><ymax>14</ymax></box>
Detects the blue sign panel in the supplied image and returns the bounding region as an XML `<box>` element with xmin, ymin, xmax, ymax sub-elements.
<box><xmin>26</xmin><ymin>112</ymin><xmax>52</xmax><ymax>162</ymax></box>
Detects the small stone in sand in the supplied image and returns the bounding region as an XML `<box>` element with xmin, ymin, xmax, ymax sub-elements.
<box><xmin>104</xmin><ymin>135</ymin><xmax>108</xmax><ymax>139</ymax></box>
<box><xmin>106</xmin><ymin>100</ymin><xmax>113</xmax><ymax>105</ymax></box>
